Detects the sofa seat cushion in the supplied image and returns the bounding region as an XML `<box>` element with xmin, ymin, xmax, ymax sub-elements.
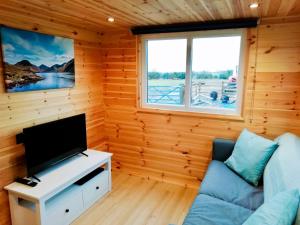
<box><xmin>200</xmin><ymin>160</ymin><xmax>264</xmax><ymax>210</ymax></box>
<box><xmin>183</xmin><ymin>194</ymin><xmax>253</xmax><ymax>225</ymax></box>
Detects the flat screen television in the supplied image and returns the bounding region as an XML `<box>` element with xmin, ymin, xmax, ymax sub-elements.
<box><xmin>22</xmin><ymin>114</ymin><xmax>87</xmax><ymax>177</ymax></box>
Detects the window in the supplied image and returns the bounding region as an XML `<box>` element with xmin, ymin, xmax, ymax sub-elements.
<box><xmin>140</xmin><ymin>29</ymin><xmax>246</xmax><ymax>116</ymax></box>
<box><xmin>147</xmin><ymin>39</ymin><xmax>187</xmax><ymax>105</ymax></box>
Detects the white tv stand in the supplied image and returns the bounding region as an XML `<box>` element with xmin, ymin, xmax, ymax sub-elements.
<box><xmin>5</xmin><ymin>150</ymin><xmax>112</xmax><ymax>225</ymax></box>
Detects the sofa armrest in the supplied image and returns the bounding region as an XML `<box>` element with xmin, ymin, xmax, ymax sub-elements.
<box><xmin>212</xmin><ymin>138</ymin><xmax>236</xmax><ymax>162</ymax></box>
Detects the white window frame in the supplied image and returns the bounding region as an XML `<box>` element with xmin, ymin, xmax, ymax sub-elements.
<box><xmin>140</xmin><ymin>28</ymin><xmax>247</xmax><ymax>116</ymax></box>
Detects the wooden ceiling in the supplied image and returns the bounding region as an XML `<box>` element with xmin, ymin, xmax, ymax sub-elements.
<box><xmin>1</xmin><ymin>0</ymin><xmax>300</xmax><ymax>35</ymax></box>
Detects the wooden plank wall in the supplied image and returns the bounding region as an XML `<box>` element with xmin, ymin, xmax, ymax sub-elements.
<box><xmin>0</xmin><ymin>36</ymin><xmax>105</xmax><ymax>225</ymax></box>
<box><xmin>101</xmin><ymin>20</ymin><xmax>300</xmax><ymax>189</ymax></box>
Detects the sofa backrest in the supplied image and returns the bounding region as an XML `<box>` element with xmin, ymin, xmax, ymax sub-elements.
<box><xmin>264</xmin><ymin>133</ymin><xmax>300</xmax><ymax>225</ymax></box>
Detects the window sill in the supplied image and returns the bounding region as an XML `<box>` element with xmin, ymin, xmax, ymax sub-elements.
<box><xmin>137</xmin><ymin>107</ymin><xmax>245</xmax><ymax>122</ymax></box>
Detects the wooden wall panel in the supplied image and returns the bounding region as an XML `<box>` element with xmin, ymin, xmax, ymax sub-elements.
<box><xmin>101</xmin><ymin>21</ymin><xmax>300</xmax><ymax>189</ymax></box>
<box><xmin>0</xmin><ymin>30</ymin><xmax>105</xmax><ymax>225</ymax></box>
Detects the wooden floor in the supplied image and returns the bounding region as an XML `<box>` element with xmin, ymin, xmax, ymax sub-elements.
<box><xmin>72</xmin><ymin>171</ymin><xmax>198</xmax><ymax>225</ymax></box>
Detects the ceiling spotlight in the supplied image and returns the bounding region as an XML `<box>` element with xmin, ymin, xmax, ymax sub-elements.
<box><xmin>107</xmin><ymin>16</ymin><xmax>115</xmax><ymax>23</ymax></box>
<box><xmin>249</xmin><ymin>2</ymin><xmax>259</xmax><ymax>9</ymax></box>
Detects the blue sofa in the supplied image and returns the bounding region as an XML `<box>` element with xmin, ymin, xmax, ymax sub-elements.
<box><xmin>183</xmin><ymin>138</ymin><xmax>264</xmax><ymax>225</ymax></box>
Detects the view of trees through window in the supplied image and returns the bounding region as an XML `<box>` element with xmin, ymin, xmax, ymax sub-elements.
<box><xmin>145</xmin><ymin>34</ymin><xmax>242</xmax><ymax>113</ymax></box>
<box><xmin>148</xmin><ymin>70</ymin><xmax>233</xmax><ymax>80</ymax></box>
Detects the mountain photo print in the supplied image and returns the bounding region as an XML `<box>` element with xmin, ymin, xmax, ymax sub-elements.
<box><xmin>0</xmin><ymin>26</ymin><xmax>75</xmax><ymax>92</ymax></box>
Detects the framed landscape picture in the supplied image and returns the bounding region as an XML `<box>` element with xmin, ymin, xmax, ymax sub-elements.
<box><xmin>0</xmin><ymin>26</ymin><xmax>75</xmax><ymax>93</ymax></box>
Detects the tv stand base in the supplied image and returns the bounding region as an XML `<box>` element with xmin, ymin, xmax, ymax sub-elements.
<box><xmin>31</xmin><ymin>175</ymin><xmax>41</xmax><ymax>182</ymax></box>
<box><xmin>80</xmin><ymin>152</ymin><xmax>89</xmax><ymax>157</ymax></box>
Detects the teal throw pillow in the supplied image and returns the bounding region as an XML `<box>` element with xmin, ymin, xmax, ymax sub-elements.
<box><xmin>225</xmin><ymin>129</ymin><xmax>278</xmax><ymax>186</ymax></box>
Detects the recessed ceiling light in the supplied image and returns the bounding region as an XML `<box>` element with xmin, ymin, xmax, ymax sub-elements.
<box><xmin>107</xmin><ymin>16</ymin><xmax>115</xmax><ymax>23</ymax></box>
<box><xmin>249</xmin><ymin>2</ymin><xmax>259</xmax><ymax>9</ymax></box>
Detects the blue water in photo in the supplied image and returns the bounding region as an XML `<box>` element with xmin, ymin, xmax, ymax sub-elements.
<box><xmin>8</xmin><ymin>72</ymin><xmax>75</xmax><ymax>93</ymax></box>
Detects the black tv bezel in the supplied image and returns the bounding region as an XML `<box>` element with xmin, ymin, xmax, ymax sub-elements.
<box><xmin>23</xmin><ymin>114</ymin><xmax>87</xmax><ymax>177</ymax></box>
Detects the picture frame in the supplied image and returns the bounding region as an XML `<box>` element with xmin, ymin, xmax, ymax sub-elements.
<box><xmin>0</xmin><ymin>26</ymin><xmax>75</xmax><ymax>93</ymax></box>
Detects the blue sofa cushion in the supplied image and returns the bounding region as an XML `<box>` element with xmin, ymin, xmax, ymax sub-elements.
<box><xmin>200</xmin><ymin>160</ymin><xmax>264</xmax><ymax>210</ymax></box>
<box><xmin>183</xmin><ymin>194</ymin><xmax>253</xmax><ymax>225</ymax></box>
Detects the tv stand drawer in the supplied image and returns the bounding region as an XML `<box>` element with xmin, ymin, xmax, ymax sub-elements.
<box><xmin>82</xmin><ymin>170</ymin><xmax>109</xmax><ymax>209</ymax></box>
<box><xmin>45</xmin><ymin>186</ymin><xmax>83</xmax><ymax>225</ymax></box>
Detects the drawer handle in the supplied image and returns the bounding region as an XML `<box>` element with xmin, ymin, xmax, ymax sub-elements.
<box><xmin>65</xmin><ymin>209</ymin><xmax>69</xmax><ymax>213</ymax></box>
<box><xmin>96</xmin><ymin>186</ymin><xmax>99</xmax><ymax>190</ymax></box>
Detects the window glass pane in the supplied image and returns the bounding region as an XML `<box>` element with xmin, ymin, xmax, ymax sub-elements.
<box><xmin>147</xmin><ymin>39</ymin><xmax>187</xmax><ymax>105</ymax></box>
<box><xmin>191</xmin><ymin>36</ymin><xmax>241</xmax><ymax>111</ymax></box>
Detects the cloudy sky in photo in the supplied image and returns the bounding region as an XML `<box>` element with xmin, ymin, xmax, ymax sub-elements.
<box><xmin>1</xmin><ymin>27</ymin><xmax>74</xmax><ymax>67</ymax></box>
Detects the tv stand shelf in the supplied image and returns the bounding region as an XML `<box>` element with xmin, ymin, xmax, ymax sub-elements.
<box><xmin>5</xmin><ymin>150</ymin><xmax>112</xmax><ymax>225</ymax></box>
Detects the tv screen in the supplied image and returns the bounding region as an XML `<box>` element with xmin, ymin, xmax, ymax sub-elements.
<box><xmin>23</xmin><ymin>114</ymin><xmax>87</xmax><ymax>177</ymax></box>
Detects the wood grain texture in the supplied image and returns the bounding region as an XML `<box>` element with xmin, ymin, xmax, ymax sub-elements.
<box><xmin>101</xmin><ymin>21</ymin><xmax>300</xmax><ymax>189</ymax></box>
<box><xmin>72</xmin><ymin>171</ymin><xmax>198</xmax><ymax>225</ymax></box>
<box><xmin>0</xmin><ymin>32</ymin><xmax>105</xmax><ymax>225</ymax></box>
<box><xmin>1</xmin><ymin>0</ymin><xmax>300</xmax><ymax>34</ymax></box>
